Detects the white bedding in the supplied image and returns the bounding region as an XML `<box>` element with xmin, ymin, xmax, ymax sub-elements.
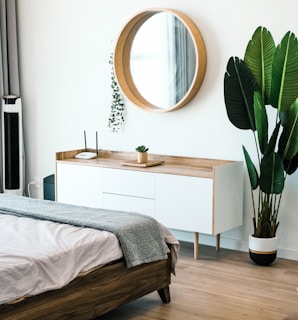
<box><xmin>0</xmin><ymin>213</ymin><xmax>123</xmax><ymax>305</ymax></box>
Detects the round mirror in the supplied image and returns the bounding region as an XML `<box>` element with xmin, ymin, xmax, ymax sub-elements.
<box><xmin>114</xmin><ymin>8</ymin><xmax>207</xmax><ymax>112</ymax></box>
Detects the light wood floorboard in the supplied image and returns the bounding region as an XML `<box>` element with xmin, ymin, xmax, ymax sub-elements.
<box><xmin>98</xmin><ymin>241</ymin><xmax>298</xmax><ymax>320</ymax></box>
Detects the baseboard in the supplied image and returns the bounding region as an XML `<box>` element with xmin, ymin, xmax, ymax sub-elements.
<box><xmin>171</xmin><ymin>229</ymin><xmax>298</xmax><ymax>261</ymax></box>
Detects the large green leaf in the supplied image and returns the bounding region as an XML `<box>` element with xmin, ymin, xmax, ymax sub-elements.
<box><xmin>242</xmin><ymin>145</ymin><xmax>259</xmax><ymax>190</ymax></box>
<box><xmin>224</xmin><ymin>57</ymin><xmax>258</xmax><ymax>130</ymax></box>
<box><xmin>271</xmin><ymin>31</ymin><xmax>298</xmax><ymax>112</ymax></box>
<box><xmin>244</xmin><ymin>26</ymin><xmax>275</xmax><ymax>105</ymax></box>
<box><xmin>259</xmin><ymin>152</ymin><xmax>285</xmax><ymax>194</ymax></box>
<box><xmin>254</xmin><ymin>91</ymin><xmax>268</xmax><ymax>154</ymax></box>
<box><xmin>265</xmin><ymin>121</ymin><xmax>281</xmax><ymax>156</ymax></box>
<box><xmin>283</xmin><ymin>151</ymin><xmax>298</xmax><ymax>175</ymax></box>
<box><xmin>278</xmin><ymin>98</ymin><xmax>298</xmax><ymax>160</ymax></box>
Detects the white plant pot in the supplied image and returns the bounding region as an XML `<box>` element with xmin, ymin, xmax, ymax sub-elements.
<box><xmin>248</xmin><ymin>234</ymin><xmax>278</xmax><ymax>266</ymax></box>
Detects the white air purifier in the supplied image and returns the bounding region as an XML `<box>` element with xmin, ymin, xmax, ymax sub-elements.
<box><xmin>1</xmin><ymin>95</ymin><xmax>24</xmax><ymax>195</ymax></box>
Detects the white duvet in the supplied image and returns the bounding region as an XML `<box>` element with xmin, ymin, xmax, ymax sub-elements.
<box><xmin>0</xmin><ymin>213</ymin><xmax>123</xmax><ymax>305</ymax></box>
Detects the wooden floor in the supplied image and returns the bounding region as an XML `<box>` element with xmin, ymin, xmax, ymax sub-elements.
<box><xmin>98</xmin><ymin>241</ymin><xmax>298</xmax><ymax>320</ymax></box>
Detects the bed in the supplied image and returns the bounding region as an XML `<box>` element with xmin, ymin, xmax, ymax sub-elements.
<box><xmin>0</xmin><ymin>194</ymin><xmax>178</xmax><ymax>319</ymax></box>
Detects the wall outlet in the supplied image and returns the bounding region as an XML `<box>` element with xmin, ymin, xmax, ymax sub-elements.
<box><xmin>34</xmin><ymin>177</ymin><xmax>41</xmax><ymax>188</ymax></box>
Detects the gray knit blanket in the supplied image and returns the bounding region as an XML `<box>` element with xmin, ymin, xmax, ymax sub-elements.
<box><xmin>0</xmin><ymin>194</ymin><xmax>169</xmax><ymax>268</ymax></box>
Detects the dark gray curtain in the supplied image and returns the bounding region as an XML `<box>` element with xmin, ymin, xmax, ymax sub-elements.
<box><xmin>0</xmin><ymin>0</ymin><xmax>20</xmax><ymax>192</ymax></box>
<box><xmin>174</xmin><ymin>18</ymin><xmax>196</xmax><ymax>103</ymax></box>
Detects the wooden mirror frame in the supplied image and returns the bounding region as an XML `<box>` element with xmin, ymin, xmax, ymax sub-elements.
<box><xmin>113</xmin><ymin>8</ymin><xmax>207</xmax><ymax>112</ymax></box>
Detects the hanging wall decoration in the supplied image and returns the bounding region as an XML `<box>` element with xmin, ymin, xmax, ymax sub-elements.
<box><xmin>107</xmin><ymin>53</ymin><xmax>125</xmax><ymax>132</ymax></box>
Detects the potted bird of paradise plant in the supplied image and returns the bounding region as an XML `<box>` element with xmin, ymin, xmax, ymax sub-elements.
<box><xmin>224</xmin><ymin>26</ymin><xmax>298</xmax><ymax>265</ymax></box>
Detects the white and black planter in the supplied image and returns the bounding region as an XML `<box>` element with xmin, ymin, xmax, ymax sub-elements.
<box><xmin>248</xmin><ymin>234</ymin><xmax>278</xmax><ymax>266</ymax></box>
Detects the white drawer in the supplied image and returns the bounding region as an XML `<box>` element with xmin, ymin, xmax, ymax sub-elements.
<box><xmin>102</xmin><ymin>193</ymin><xmax>155</xmax><ymax>218</ymax></box>
<box><xmin>102</xmin><ymin>168</ymin><xmax>155</xmax><ymax>199</ymax></box>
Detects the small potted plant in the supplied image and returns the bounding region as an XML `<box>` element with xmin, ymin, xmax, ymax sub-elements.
<box><xmin>135</xmin><ymin>145</ymin><xmax>149</xmax><ymax>164</ymax></box>
<box><xmin>224</xmin><ymin>26</ymin><xmax>298</xmax><ymax>265</ymax></box>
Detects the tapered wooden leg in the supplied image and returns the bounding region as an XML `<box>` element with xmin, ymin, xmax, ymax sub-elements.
<box><xmin>216</xmin><ymin>234</ymin><xmax>220</xmax><ymax>251</ymax></box>
<box><xmin>158</xmin><ymin>286</ymin><xmax>171</xmax><ymax>303</ymax></box>
<box><xmin>194</xmin><ymin>232</ymin><xmax>199</xmax><ymax>259</ymax></box>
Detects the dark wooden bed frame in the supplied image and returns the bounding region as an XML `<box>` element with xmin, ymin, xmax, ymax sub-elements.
<box><xmin>0</xmin><ymin>254</ymin><xmax>171</xmax><ymax>320</ymax></box>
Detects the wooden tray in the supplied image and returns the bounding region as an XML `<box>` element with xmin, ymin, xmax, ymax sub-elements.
<box><xmin>121</xmin><ymin>160</ymin><xmax>165</xmax><ymax>168</ymax></box>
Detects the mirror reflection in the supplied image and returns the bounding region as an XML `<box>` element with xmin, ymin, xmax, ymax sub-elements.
<box><xmin>130</xmin><ymin>13</ymin><xmax>196</xmax><ymax>109</ymax></box>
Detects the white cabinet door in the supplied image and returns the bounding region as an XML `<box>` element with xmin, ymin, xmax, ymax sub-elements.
<box><xmin>156</xmin><ymin>174</ymin><xmax>213</xmax><ymax>233</ymax></box>
<box><xmin>56</xmin><ymin>163</ymin><xmax>102</xmax><ymax>208</ymax></box>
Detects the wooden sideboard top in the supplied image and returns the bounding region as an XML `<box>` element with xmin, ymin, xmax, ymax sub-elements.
<box><xmin>56</xmin><ymin>149</ymin><xmax>241</xmax><ymax>179</ymax></box>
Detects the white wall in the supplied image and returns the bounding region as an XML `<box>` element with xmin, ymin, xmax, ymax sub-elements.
<box><xmin>16</xmin><ymin>0</ymin><xmax>298</xmax><ymax>260</ymax></box>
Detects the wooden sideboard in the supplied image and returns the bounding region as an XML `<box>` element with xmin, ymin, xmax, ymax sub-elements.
<box><xmin>55</xmin><ymin>149</ymin><xmax>244</xmax><ymax>258</ymax></box>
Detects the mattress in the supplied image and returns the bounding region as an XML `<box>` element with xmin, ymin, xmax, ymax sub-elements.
<box><xmin>0</xmin><ymin>213</ymin><xmax>123</xmax><ymax>305</ymax></box>
<box><xmin>0</xmin><ymin>194</ymin><xmax>170</xmax><ymax>268</ymax></box>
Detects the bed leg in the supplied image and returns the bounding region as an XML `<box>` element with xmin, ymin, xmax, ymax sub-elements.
<box><xmin>216</xmin><ymin>233</ymin><xmax>221</xmax><ymax>251</ymax></box>
<box><xmin>158</xmin><ymin>286</ymin><xmax>171</xmax><ymax>303</ymax></box>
